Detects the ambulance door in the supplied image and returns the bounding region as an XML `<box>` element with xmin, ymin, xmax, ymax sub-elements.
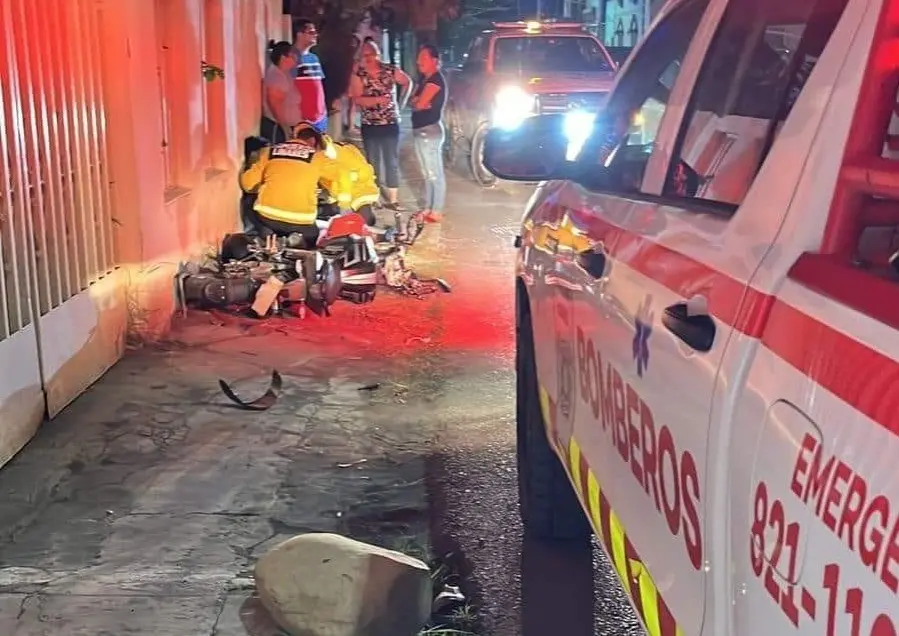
<box><xmin>566</xmin><ymin>2</ymin><xmax>723</xmax><ymax>635</ymax></box>
<box><xmin>722</xmin><ymin>1</ymin><xmax>898</xmax><ymax>634</ymax></box>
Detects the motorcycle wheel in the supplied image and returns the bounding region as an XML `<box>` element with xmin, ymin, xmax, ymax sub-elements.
<box><xmin>470</xmin><ymin>122</ymin><xmax>497</xmax><ymax>189</ymax></box>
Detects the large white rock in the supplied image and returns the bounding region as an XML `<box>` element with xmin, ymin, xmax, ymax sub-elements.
<box><xmin>254</xmin><ymin>533</ymin><xmax>432</xmax><ymax>636</ymax></box>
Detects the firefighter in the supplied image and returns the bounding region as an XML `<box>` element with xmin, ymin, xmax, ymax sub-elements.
<box><xmin>318</xmin><ymin>134</ymin><xmax>379</xmax><ymax>226</ymax></box>
<box><xmin>239</xmin><ymin>121</ymin><xmax>348</xmax><ymax>245</ymax></box>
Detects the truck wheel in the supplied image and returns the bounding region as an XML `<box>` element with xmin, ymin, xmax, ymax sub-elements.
<box><xmin>517</xmin><ymin>300</ymin><xmax>591</xmax><ymax>541</ymax></box>
<box><xmin>470</xmin><ymin>122</ymin><xmax>497</xmax><ymax>188</ymax></box>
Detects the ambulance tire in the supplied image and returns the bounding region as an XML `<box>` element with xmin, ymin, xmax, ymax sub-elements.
<box><xmin>516</xmin><ymin>306</ymin><xmax>591</xmax><ymax>541</ymax></box>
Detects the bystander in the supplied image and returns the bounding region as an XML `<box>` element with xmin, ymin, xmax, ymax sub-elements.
<box><xmin>410</xmin><ymin>44</ymin><xmax>448</xmax><ymax>223</ymax></box>
<box><xmin>261</xmin><ymin>41</ymin><xmax>300</xmax><ymax>144</ymax></box>
<box><xmin>349</xmin><ymin>40</ymin><xmax>412</xmax><ymax>211</ymax></box>
<box><xmin>291</xmin><ymin>19</ymin><xmax>328</xmax><ymax>134</ymax></box>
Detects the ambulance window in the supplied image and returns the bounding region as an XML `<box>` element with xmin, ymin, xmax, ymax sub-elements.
<box><xmin>580</xmin><ymin>0</ymin><xmax>709</xmax><ymax>193</ymax></box>
<box><xmin>663</xmin><ymin>0</ymin><xmax>849</xmax><ymax>208</ymax></box>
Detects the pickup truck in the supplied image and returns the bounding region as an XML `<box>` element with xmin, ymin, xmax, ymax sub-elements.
<box><xmin>486</xmin><ymin>0</ymin><xmax>899</xmax><ymax>634</ymax></box>
<box><xmin>444</xmin><ymin>20</ymin><xmax>617</xmax><ymax>187</ymax></box>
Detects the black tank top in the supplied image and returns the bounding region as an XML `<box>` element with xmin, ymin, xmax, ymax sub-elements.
<box><xmin>411</xmin><ymin>71</ymin><xmax>447</xmax><ymax>129</ymax></box>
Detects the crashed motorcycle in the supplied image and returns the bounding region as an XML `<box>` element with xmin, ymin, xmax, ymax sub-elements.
<box><xmin>175</xmin><ymin>209</ymin><xmax>427</xmax><ymax>318</ymax></box>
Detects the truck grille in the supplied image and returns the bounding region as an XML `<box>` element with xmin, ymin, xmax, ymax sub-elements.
<box><xmin>537</xmin><ymin>92</ymin><xmax>609</xmax><ymax>114</ymax></box>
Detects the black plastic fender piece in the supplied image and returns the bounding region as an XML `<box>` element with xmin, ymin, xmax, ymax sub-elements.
<box><xmin>218</xmin><ymin>370</ymin><xmax>283</xmax><ymax>411</ymax></box>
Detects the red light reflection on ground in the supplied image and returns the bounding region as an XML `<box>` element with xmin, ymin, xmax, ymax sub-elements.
<box><xmin>203</xmin><ymin>272</ymin><xmax>514</xmax><ymax>360</ymax></box>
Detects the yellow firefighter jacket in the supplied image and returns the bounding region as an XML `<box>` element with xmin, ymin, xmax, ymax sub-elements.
<box><xmin>239</xmin><ymin>139</ymin><xmax>345</xmax><ymax>226</ymax></box>
<box><xmin>319</xmin><ymin>137</ymin><xmax>380</xmax><ymax>211</ymax></box>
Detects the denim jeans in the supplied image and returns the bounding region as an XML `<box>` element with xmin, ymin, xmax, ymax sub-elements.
<box><xmin>413</xmin><ymin>122</ymin><xmax>446</xmax><ymax>212</ymax></box>
<box><xmin>361</xmin><ymin>124</ymin><xmax>400</xmax><ymax>189</ymax></box>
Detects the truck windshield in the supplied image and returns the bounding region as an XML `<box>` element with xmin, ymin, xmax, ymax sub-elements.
<box><xmin>493</xmin><ymin>36</ymin><xmax>615</xmax><ymax>74</ymax></box>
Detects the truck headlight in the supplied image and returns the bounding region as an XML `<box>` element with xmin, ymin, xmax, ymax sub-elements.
<box><xmin>563</xmin><ymin>110</ymin><xmax>595</xmax><ymax>161</ymax></box>
<box><xmin>492</xmin><ymin>86</ymin><xmax>536</xmax><ymax>131</ymax></box>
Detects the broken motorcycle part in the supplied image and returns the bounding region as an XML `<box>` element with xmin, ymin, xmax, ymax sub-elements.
<box><xmin>251</xmin><ymin>276</ymin><xmax>285</xmax><ymax>317</ymax></box>
<box><xmin>218</xmin><ymin>370</ymin><xmax>283</xmax><ymax>411</ymax></box>
<box><xmin>180</xmin><ymin>273</ymin><xmax>260</xmax><ymax>307</ymax></box>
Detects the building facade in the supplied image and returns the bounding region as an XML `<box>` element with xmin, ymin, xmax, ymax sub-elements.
<box><xmin>600</xmin><ymin>0</ymin><xmax>666</xmax><ymax>47</ymax></box>
<box><xmin>559</xmin><ymin>0</ymin><xmax>665</xmax><ymax>46</ymax></box>
<box><xmin>0</xmin><ymin>0</ymin><xmax>290</xmax><ymax>468</ymax></box>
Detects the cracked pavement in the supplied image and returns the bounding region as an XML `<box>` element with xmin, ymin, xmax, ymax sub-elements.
<box><xmin>0</xmin><ymin>135</ymin><xmax>641</xmax><ymax>635</ymax></box>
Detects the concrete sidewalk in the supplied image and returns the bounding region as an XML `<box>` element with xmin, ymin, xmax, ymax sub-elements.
<box><xmin>0</xmin><ymin>146</ymin><xmax>524</xmax><ymax>635</ymax></box>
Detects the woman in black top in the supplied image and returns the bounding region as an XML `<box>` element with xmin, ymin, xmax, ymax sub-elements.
<box><xmin>410</xmin><ymin>44</ymin><xmax>448</xmax><ymax>223</ymax></box>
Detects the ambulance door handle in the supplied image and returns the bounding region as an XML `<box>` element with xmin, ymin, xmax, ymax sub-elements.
<box><xmin>662</xmin><ymin>302</ymin><xmax>716</xmax><ymax>352</ymax></box>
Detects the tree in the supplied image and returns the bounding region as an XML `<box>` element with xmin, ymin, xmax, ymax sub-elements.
<box><xmin>384</xmin><ymin>0</ymin><xmax>461</xmax><ymax>47</ymax></box>
<box><xmin>439</xmin><ymin>0</ymin><xmax>516</xmax><ymax>60</ymax></box>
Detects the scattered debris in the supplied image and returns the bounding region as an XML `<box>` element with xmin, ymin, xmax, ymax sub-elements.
<box><xmin>358</xmin><ymin>383</ymin><xmax>381</xmax><ymax>391</ymax></box>
<box><xmin>218</xmin><ymin>370</ymin><xmax>283</xmax><ymax>411</ymax></box>
<box><xmin>420</xmin><ymin>552</ymin><xmax>477</xmax><ymax>636</ymax></box>
<box><xmin>336</xmin><ymin>459</ymin><xmax>368</xmax><ymax>468</ymax></box>
<box><xmin>225</xmin><ymin>577</ymin><xmax>256</xmax><ymax>592</ymax></box>
<box><xmin>382</xmin><ymin>250</ymin><xmax>451</xmax><ymax>298</ymax></box>
<box><xmin>432</xmin><ymin>585</ymin><xmax>467</xmax><ymax>615</ymax></box>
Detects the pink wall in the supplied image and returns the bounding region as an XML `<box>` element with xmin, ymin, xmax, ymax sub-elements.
<box><xmin>98</xmin><ymin>0</ymin><xmax>289</xmax><ymax>338</ymax></box>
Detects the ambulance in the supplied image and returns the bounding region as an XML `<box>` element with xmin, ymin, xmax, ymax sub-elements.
<box><xmin>486</xmin><ymin>0</ymin><xmax>899</xmax><ymax>634</ymax></box>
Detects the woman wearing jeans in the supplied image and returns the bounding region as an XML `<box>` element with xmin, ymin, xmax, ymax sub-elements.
<box><xmin>410</xmin><ymin>44</ymin><xmax>447</xmax><ymax>223</ymax></box>
<box><xmin>349</xmin><ymin>41</ymin><xmax>412</xmax><ymax>211</ymax></box>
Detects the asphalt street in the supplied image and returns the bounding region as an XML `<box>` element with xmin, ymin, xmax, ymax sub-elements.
<box><xmin>0</xmin><ymin>135</ymin><xmax>643</xmax><ymax>635</ymax></box>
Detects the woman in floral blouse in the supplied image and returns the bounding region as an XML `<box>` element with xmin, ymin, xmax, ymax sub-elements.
<box><xmin>348</xmin><ymin>40</ymin><xmax>412</xmax><ymax>211</ymax></box>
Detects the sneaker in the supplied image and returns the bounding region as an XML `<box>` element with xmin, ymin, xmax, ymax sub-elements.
<box><xmin>424</xmin><ymin>210</ymin><xmax>443</xmax><ymax>223</ymax></box>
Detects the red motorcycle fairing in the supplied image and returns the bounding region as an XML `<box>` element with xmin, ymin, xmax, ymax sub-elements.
<box><xmin>317</xmin><ymin>212</ymin><xmax>370</xmax><ymax>246</ymax></box>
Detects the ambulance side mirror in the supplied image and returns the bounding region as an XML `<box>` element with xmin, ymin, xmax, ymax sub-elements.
<box><xmin>482</xmin><ymin>114</ymin><xmax>575</xmax><ymax>182</ymax></box>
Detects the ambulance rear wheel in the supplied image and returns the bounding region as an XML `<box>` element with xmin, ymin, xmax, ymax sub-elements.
<box><xmin>516</xmin><ymin>301</ymin><xmax>591</xmax><ymax>541</ymax></box>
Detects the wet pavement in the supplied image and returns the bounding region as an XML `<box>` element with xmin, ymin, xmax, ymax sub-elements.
<box><xmin>0</xmin><ymin>134</ymin><xmax>642</xmax><ymax>635</ymax></box>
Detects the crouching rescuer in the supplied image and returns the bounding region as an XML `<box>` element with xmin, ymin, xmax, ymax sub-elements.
<box><xmin>174</xmin><ymin>121</ymin><xmax>383</xmax><ymax>315</ymax></box>
<box><xmin>239</xmin><ymin>122</ymin><xmax>355</xmax><ymax>245</ymax></box>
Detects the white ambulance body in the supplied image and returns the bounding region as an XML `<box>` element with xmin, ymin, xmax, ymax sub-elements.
<box><xmin>494</xmin><ymin>0</ymin><xmax>899</xmax><ymax>634</ymax></box>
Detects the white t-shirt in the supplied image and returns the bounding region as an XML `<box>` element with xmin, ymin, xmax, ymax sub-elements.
<box><xmin>262</xmin><ymin>64</ymin><xmax>301</xmax><ymax>127</ymax></box>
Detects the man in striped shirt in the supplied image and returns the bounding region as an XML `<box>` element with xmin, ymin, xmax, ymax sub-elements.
<box><xmin>292</xmin><ymin>19</ymin><xmax>328</xmax><ymax>134</ymax></box>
